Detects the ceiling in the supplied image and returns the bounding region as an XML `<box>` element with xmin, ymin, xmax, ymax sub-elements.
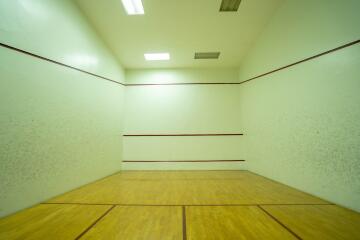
<box><xmin>75</xmin><ymin>0</ymin><xmax>284</xmax><ymax>69</ymax></box>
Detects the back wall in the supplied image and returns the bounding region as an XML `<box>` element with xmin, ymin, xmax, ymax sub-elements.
<box><xmin>123</xmin><ymin>68</ymin><xmax>246</xmax><ymax>170</ymax></box>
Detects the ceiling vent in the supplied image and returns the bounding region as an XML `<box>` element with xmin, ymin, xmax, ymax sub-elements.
<box><xmin>194</xmin><ymin>52</ymin><xmax>221</xmax><ymax>59</ymax></box>
<box><xmin>219</xmin><ymin>0</ymin><xmax>242</xmax><ymax>12</ymax></box>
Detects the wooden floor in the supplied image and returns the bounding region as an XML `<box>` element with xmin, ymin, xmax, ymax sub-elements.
<box><xmin>1</xmin><ymin>171</ymin><xmax>360</xmax><ymax>239</ymax></box>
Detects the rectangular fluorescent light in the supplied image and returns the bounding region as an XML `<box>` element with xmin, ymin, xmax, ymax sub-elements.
<box><xmin>144</xmin><ymin>53</ymin><xmax>170</xmax><ymax>61</ymax></box>
<box><xmin>121</xmin><ymin>0</ymin><xmax>144</xmax><ymax>15</ymax></box>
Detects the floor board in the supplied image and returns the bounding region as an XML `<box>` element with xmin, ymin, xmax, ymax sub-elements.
<box><xmin>186</xmin><ymin>206</ymin><xmax>296</xmax><ymax>240</ymax></box>
<box><xmin>0</xmin><ymin>204</ymin><xmax>111</xmax><ymax>240</ymax></box>
<box><xmin>80</xmin><ymin>206</ymin><xmax>183</xmax><ymax>240</ymax></box>
<box><xmin>2</xmin><ymin>171</ymin><xmax>358</xmax><ymax>239</ymax></box>
<box><xmin>262</xmin><ymin>205</ymin><xmax>360</xmax><ymax>239</ymax></box>
<box><xmin>47</xmin><ymin>171</ymin><xmax>327</xmax><ymax>205</ymax></box>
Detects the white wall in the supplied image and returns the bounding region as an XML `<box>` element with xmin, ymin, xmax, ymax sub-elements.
<box><xmin>0</xmin><ymin>0</ymin><xmax>124</xmax><ymax>82</ymax></box>
<box><xmin>123</xmin><ymin>69</ymin><xmax>246</xmax><ymax>170</ymax></box>
<box><xmin>126</xmin><ymin>68</ymin><xmax>239</xmax><ymax>84</ymax></box>
<box><xmin>238</xmin><ymin>0</ymin><xmax>360</xmax><ymax>82</ymax></box>
<box><xmin>238</xmin><ymin>0</ymin><xmax>360</xmax><ymax>212</ymax></box>
<box><xmin>0</xmin><ymin>0</ymin><xmax>125</xmax><ymax>217</ymax></box>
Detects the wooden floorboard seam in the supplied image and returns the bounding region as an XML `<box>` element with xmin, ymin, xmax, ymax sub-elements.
<box><xmin>41</xmin><ymin>202</ymin><xmax>335</xmax><ymax>206</ymax></box>
<box><xmin>182</xmin><ymin>206</ymin><xmax>187</xmax><ymax>240</ymax></box>
<box><xmin>42</xmin><ymin>202</ymin><xmax>114</xmax><ymax>206</ymax></box>
<box><xmin>257</xmin><ymin>205</ymin><xmax>302</xmax><ymax>240</ymax></box>
<box><xmin>74</xmin><ymin>205</ymin><xmax>116</xmax><ymax>240</ymax></box>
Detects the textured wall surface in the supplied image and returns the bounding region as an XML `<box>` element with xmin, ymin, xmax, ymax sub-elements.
<box><xmin>123</xmin><ymin>70</ymin><xmax>246</xmax><ymax>170</ymax></box>
<box><xmin>0</xmin><ymin>0</ymin><xmax>125</xmax><ymax>217</ymax></box>
<box><xmin>0</xmin><ymin>0</ymin><xmax>124</xmax><ymax>82</ymax></box>
<box><xmin>238</xmin><ymin>0</ymin><xmax>360</xmax><ymax>82</ymax></box>
<box><xmin>238</xmin><ymin>0</ymin><xmax>360</xmax><ymax>212</ymax></box>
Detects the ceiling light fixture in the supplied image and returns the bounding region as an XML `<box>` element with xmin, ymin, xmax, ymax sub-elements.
<box><xmin>144</xmin><ymin>53</ymin><xmax>170</xmax><ymax>61</ymax></box>
<box><xmin>121</xmin><ymin>0</ymin><xmax>144</xmax><ymax>15</ymax></box>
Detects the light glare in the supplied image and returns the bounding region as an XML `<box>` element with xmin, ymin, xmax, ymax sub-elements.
<box><xmin>121</xmin><ymin>0</ymin><xmax>144</xmax><ymax>15</ymax></box>
<box><xmin>144</xmin><ymin>53</ymin><xmax>170</xmax><ymax>61</ymax></box>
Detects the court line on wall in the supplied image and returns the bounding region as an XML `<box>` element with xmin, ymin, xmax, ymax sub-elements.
<box><xmin>125</xmin><ymin>39</ymin><xmax>360</xmax><ymax>86</ymax></box>
<box><xmin>2</xmin><ymin>39</ymin><xmax>358</xmax><ymax>86</ymax></box>
<box><xmin>123</xmin><ymin>160</ymin><xmax>245</xmax><ymax>163</ymax></box>
<box><xmin>123</xmin><ymin>133</ymin><xmax>244</xmax><ymax>136</ymax></box>
<box><xmin>0</xmin><ymin>42</ymin><xmax>125</xmax><ymax>86</ymax></box>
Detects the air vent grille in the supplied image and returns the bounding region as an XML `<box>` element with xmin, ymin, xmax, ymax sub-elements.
<box><xmin>194</xmin><ymin>52</ymin><xmax>220</xmax><ymax>59</ymax></box>
<box><xmin>219</xmin><ymin>0</ymin><xmax>242</xmax><ymax>12</ymax></box>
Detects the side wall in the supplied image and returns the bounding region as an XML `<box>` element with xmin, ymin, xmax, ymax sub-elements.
<box><xmin>238</xmin><ymin>0</ymin><xmax>360</xmax><ymax>211</ymax></box>
<box><xmin>0</xmin><ymin>0</ymin><xmax>125</xmax><ymax>217</ymax></box>
<box><xmin>123</xmin><ymin>69</ymin><xmax>246</xmax><ymax>170</ymax></box>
